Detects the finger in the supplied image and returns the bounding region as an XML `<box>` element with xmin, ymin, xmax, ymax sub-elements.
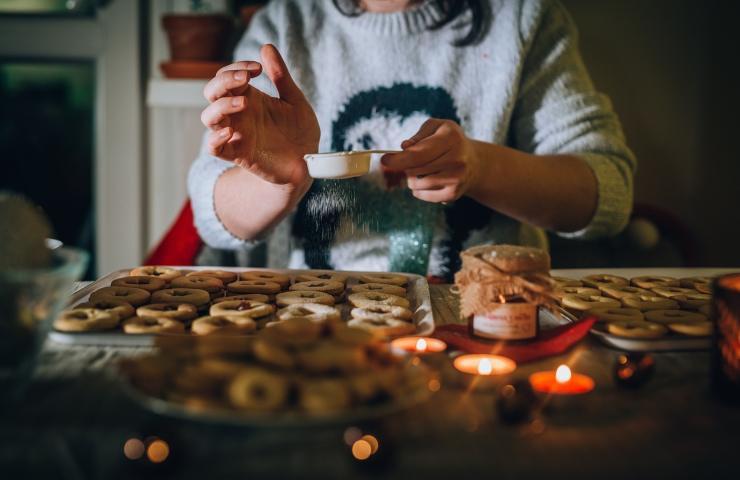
<box><xmin>200</xmin><ymin>96</ymin><xmax>247</xmax><ymax>130</ymax></box>
<box><xmin>412</xmin><ymin>185</ymin><xmax>457</xmax><ymax>203</ymax></box>
<box><xmin>401</xmin><ymin>118</ymin><xmax>443</xmax><ymax>149</ymax></box>
<box><xmin>260</xmin><ymin>44</ymin><xmax>305</xmax><ymax>105</ymax></box>
<box><xmin>406</xmin><ymin>167</ymin><xmax>464</xmax><ymax>191</ymax></box>
<box><xmin>204</xmin><ymin>65</ymin><xmax>261</xmax><ymax>102</ymax></box>
<box><xmin>207</xmin><ymin>127</ymin><xmax>233</xmax><ymax>157</ymax></box>
<box><xmin>381</xmin><ymin>133</ymin><xmax>450</xmax><ymax>171</ymax></box>
<box><xmin>216</xmin><ymin>61</ymin><xmax>263</xmax><ymax>76</ymax></box>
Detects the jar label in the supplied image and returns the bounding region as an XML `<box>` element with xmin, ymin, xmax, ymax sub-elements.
<box><xmin>472</xmin><ymin>303</ymin><xmax>537</xmax><ymax>340</ymax></box>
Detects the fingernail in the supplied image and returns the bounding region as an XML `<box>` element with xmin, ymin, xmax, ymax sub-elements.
<box><xmin>231</xmin><ymin>97</ymin><xmax>242</xmax><ymax>107</ymax></box>
<box><xmin>220</xmin><ymin>129</ymin><xmax>229</xmax><ymax>138</ymax></box>
<box><xmin>247</xmin><ymin>63</ymin><xmax>261</xmax><ymax>73</ymax></box>
<box><xmin>234</xmin><ymin>71</ymin><xmax>246</xmax><ymax>81</ymax></box>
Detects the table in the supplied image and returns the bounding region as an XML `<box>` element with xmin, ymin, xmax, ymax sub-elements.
<box><xmin>1</xmin><ymin>269</ymin><xmax>739</xmax><ymax>479</ymax></box>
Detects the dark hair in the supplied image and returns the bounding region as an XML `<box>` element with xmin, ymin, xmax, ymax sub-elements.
<box><xmin>331</xmin><ymin>0</ymin><xmax>491</xmax><ymax>47</ymax></box>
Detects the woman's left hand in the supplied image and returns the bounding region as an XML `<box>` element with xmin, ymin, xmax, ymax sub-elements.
<box><xmin>381</xmin><ymin>118</ymin><xmax>481</xmax><ymax>203</ymax></box>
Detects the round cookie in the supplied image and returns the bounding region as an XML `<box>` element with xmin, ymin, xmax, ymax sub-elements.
<box><xmin>227</xmin><ymin>280</ymin><xmax>281</xmax><ymax>295</ymax></box>
<box><xmin>276</xmin><ymin>290</ymin><xmax>335</xmax><ymax>307</ymax></box>
<box><xmin>607</xmin><ymin>320</ymin><xmax>667</xmax><ymax>339</ymax></box>
<box><xmin>464</xmin><ymin>244</ymin><xmax>550</xmax><ymax>274</ymax></box>
<box><xmin>151</xmin><ymin>288</ymin><xmax>211</xmax><ymax>308</ymax></box>
<box><xmin>187</xmin><ymin>269</ymin><xmax>238</xmax><ymax>284</ymax></box>
<box><xmin>253</xmin><ymin>336</ymin><xmax>296</xmax><ymax>368</ymax></box>
<box><xmin>297</xmin><ymin>342</ymin><xmax>368</xmax><ymax>374</ymax></box>
<box><xmin>75</xmin><ymin>299</ymin><xmax>135</xmax><ymax>321</ymax></box>
<box><xmin>581</xmin><ymin>274</ymin><xmax>629</xmax><ymax>288</ymax></box>
<box><xmin>191</xmin><ymin>315</ymin><xmax>257</xmax><ymax>335</ymax></box>
<box><xmin>295</xmin><ymin>271</ymin><xmax>349</xmax><ymax>284</ymax></box>
<box><xmin>667</xmin><ymin>321</ymin><xmax>712</xmax><ymax>336</ymax></box>
<box><xmin>650</xmin><ymin>286</ymin><xmax>696</xmax><ymax>299</ymax></box>
<box><xmin>54</xmin><ymin>308</ymin><xmax>119</xmax><ymax>332</ymax></box>
<box><xmin>228</xmin><ymin>367</ymin><xmax>289</xmax><ymax>411</ymax></box>
<box><xmin>679</xmin><ymin>276</ymin><xmax>712</xmax><ymax>289</ymax></box>
<box><xmin>129</xmin><ymin>266</ymin><xmax>182</xmax><ymax>283</ymax></box>
<box><xmin>289</xmin><ymin>280</ymin><xmax>344</xmax><ymax>296</ymax></box>
<box><xmin>111</xmin><ymin>275</ymin><xmax>165</xmax><ymax>292</ymax></box>
<box><xmin>136</xmin><ymin>303</ymin><xmax>198</xmax><ymax>322</ymax></box>
<box><xmin>299</xmin><ymin>378</ymin><xmax>351</xmax><ymax>414</ymax></box>
<box><xmin>89</xmin><ymin>286</ymin><xmax>151</xmax><ymax>307</ymax></box>
<box><xmin>621</xmin><ymin>295</ymin><xmax>679</xmax><ymax>311</ymax></box>
<box><xmin>644</xmin><ymin>309</ymin><xmax>707</xmax><ymax>325</ymax></box>
<box><xmin>630</xmin><ymin>275</ymin><xmax>679</xmax><ymax>289</ymax></box>
<box><xmin>599</xmin><ymin>285</ymin><xmax>653</xmax><ymax>299</ymax></box>
<box><xmin>240</xmin><ymin>271</ymin><xmax>291</xmax><ymax>289</ymax></box>
<box><xmin>171</xmin><ymin>275</ymin><xmax>224</xmax><ymax>296</ymax></box>
<box><xmin>694</xmin><ymin>282</ymin><xmax>712</xmax><ymax>294</ymax></box>
<box><xmin>351</xmin><ymin>304</ymin><xmax>413</xmax><ymax>322</ymax></box>
<box><xmin>357</xmin><ymin>273</ymin><xmax>408</xmax><ymax>287</ymax></box>
<box><xmin>259</xmin><ymin>317</ymin><xmax>323</xmax><ymax>347</ymax></box>
<box><xmin>213</xmin><ymin>293</ymin><xmax>271</xmax><ymax>305</ymax></box>
<box><xmin>552</xmin><ymin>287</ymin><xmax>600</xmax><ymax>301</ymax></box>
<box><xmin>586</xmin><ymin>307</ymin><xmax>644</xmax><ymax>323</ymax></box>
<box><xmin>348</xmin><ymin>292</ymin><xmax>410</xmax><ymax>309</ymax></box>
<box><xmin>550</xmin><ymin>276</ymin><xmax>583</xmax><ymax>288</ymax></box>
<box><xmin>122</xmin><ymin>316</ymin><xmax>185</xmax><ymax>334</ymax></box>
<box><xmin>348</xmin><ymin>317</ymin><xmax>416</xmax><ymax>337</ymax></box>
<box><xmin>276</xmin><ymin>303</ymin><xmax>341</xmax><ymax>323</ymax></box>
<box><xmin>561</xmin><ymin>293</ymin><xmax>620</xmax><ymax>312</ymax></box>
<box><xmin>350</xmin><ymin>282</ymin><xmax>407</xmax><ymax>297</ymax></box>
<box><xmin>210</xmin><ymin>300</ymin><xmax>275</xmax><ymax>319</ymax></box>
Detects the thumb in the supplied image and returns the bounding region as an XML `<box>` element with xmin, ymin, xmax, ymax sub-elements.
<box><xmin>261</xmin><ymin>44</ymin><xmax>304</xmax><ymax>105</ymax></box>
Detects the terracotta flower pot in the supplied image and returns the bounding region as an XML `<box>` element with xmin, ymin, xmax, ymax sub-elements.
<box><xmin>162</xmin><ymin>14</ymin><xmax>233</xmax><ymax>62</ymax></box>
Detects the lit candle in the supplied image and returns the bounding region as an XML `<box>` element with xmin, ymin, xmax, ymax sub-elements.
<box><xmin>529</xmin><ymin>364</ymin><xmax>595</xmax><ymax>395</ymax></box>
<box><xmin>452</xmin><ymin>354</ymin><xmax>517</xmax><ymax>390</ymax></box>
<box><xmin>390</xmin><ymin>336</ymin><xmax>447</xmax><ymax>355</ymax></box>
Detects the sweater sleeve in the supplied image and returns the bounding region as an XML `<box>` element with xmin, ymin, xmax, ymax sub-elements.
<box><xmin>187</xmin><ymin>5</ymin><xmax>281</xmax><ymax>250</ymax></box>
<box><xmin>511</xmin><ymin>0</ymin><xmax>637</xmax><ymax>239</ymax></box>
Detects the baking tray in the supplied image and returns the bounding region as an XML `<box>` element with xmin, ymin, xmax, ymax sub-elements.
<box><xmin>49</xmin><ymin>266</ymin><xmax>434</xmax><ymax>347</ymax></box>
<box><xmin>589</xmin><ymin>323</ymin><xmax>710</xmax><ymax>352</ymax></box>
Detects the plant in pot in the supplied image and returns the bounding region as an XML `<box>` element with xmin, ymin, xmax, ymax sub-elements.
<box><xmin>161</xmin><ymin>0</ymin><xmax>235</xmax><ymax>79</ymax></box>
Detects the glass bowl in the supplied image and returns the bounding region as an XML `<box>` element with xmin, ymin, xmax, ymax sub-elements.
<box><xmin>0</xmin><ymin>245</ymin><xmax>88</xmax><ymax>402</ymax></box>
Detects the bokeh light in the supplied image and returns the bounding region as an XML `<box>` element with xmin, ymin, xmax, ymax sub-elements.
<box><xmin>428</xmin><ymin>378</ymin><xmax>441</xmax><ymax>392</ymax></box>
<box><xmin>352</xmin><ymin>439</ymin><xmax>372</xmax><ymax>460</ymax></box>
<box><xmin>343</xmin><ymin>426</ymin><xmax>362</xmax><ymax>445</ymax></box>
<box><xmin>146</xmin><ymin>439</ymin><xmax>170</xmax><ymax>464</ymax></box>
<box><xmin>361</xmin><ymin>435</ymin><xmax>379</xmax><ymax>455</ymax></box>
<box><xmin>123</xmin><ymin>438</ymin><xmax>145</xmax><ymax>460</ymax></box>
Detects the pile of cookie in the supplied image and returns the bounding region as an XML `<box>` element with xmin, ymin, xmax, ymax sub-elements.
<box><xmin>551</xmin><ymin>274</ymin><xmax>713</xmax><ymax>339</ymax></box>
<box><xmin>119</xmin><ymin>319</ymin><xmax>432</xmax><ymax>417</ymax></box>
<box><xmin>54</xmin><ymin>267</ymin><xmax>417</xmax><ymax>337</ymax></box>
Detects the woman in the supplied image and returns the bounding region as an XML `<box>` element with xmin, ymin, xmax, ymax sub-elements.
<box><xmin>188</xmin><ymin>0</ymin><xmax>635</xmax><ymax>279</ymax></box>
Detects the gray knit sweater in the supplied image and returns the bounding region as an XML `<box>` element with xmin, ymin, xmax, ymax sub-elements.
<box><xmin>188</xmin><ymin>0</ymin><xmax>636</xmax><ymax>278</ymax></box>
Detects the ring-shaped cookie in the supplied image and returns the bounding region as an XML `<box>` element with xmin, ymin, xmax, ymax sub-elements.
<box><xmin>351</xmin><ymin>304</ymin><xmax>413</xmax><ymax>321</ymax></box>
<box><xmin>54</xmin><ymin>308</ymin><xmax>119</xmax><ymax>332</ymax></box>
<box><xmin>673</xmin><ymin>293</ymin><xmax>711</xmax><ymax>310</ymax></box>
<box><xmin>607</xmin><ymin>320</ymin><xmax>667</xmax><ymax>338</ymax></box>
<box><xmin>90</xmin><ymin>286</ymin><xmax>151</xmax><ymax>307</ymax></box>
<box><xmin>111</xmin><ymin>275</ymin><xmax>165</xmax><ymax>292</ymax></box>
<box><xmin>289</xmin><ymin>280</ymin><xmax>344</xmax><ymax>296</ymax></box>
<box><xmin>187</xmin><ymin>269</ymin><xmax>238</xmax><ymax>284</ymax></box>
<box><xmin>253</xmin><ymin>337</ymin><xmax>296</xmax><ymax>368</ymax></box>
<box><xmin>171</xmin><ymin>275</ymin><xmax>224</xmax><ymax>295</ymax></box>
<box><xmin>228</xmin><ymin>367</ymin><xmax>289</xmax><ymax>411</ymax></box>
<box><xmin>650</xmin><ymin>286</ymin><xmax>696</xmax><ymax>298</ymax></box>
<box><xmin>586</xmin><ymin>307</ymin><xmax>644</xmax><ymax>323</ymax></box>
<box><xmin>357</xmin><ymin>273</ymin><xmax>408</xmax><ymax>286</ymax></box>
<box><xmin>239</xmin><ymin>271</ymin><xmax>291</xmax><ymax>289</ymax></box>
<box><xmin>560</xmin><ymin>294</ymin><xmax>620</xmax><ymax>311</ymax></box>
<box><xmin>630</xmin><ymin>275</ymin><xmax>679</xmax><ymax>289</ymax></box>
<box><xmin>259</xmin><ymin>317</ymin><xmax>323</xmax><ymax>347</ymax></box>
<box><xmin>75</xmin><ymin>299</ymin><xmax>135</xmax><ymax>321</ymax></box>
<box><xmin>122</xmin><ymin>316</ymin><xmax>185</xmax><ymax>334</ymax></box>
<box><xmin>679</xmin><ymin>276</ymin><xmax>712</xmax><ymax>289</ymax></box>
<box><xmin>227</xmin><ymin>280</ymin><xmax>281</xmax><ymax>295</ymax></box>
<box><xmin>210</xmin><ymin>300</ymin><xmax>275</xmax><ymax>319</ymax></box>
<box><xmin>347</xmin><ymin>317</ymin><xmax>416</xmax><ymax>337</ymax></box>
<box><xmin>598</xmin><ymin>285</ymin><xmax>653</xmax><ymax>299</ymax></box>
<box><xmin>129</xmin><ymin>266</ymin><xmax>182</xmax><ymax>283</ymax></box>
<box><xmin>191</xmin><ymin>315</ymin><xmax>257</xmax><ymax>335</ymax></box>
<box><xmin>694</xmin><ymin>282</ymin><xmax>712</xmax><ymax>294</ymax></box>
<box><xmin>667</xmin><ymin>321</ymin><xmax>712</xmax><ymax>336</ymax></box>
<box><xmin>136</xmin><ymin>303</ymin><xmax>198</xmax><ymax>322</ymax></box>
<box><xmin>348</xmin><ymin>292</ymin><xmax>411</xmax><ymax>309</ymax></box>
<box><xmin>644</xmin><ymin>309</ymin><xmax>707</xmax><ymax>324</ymax></box>
<box><xmin>550</xmin><ymin>276</ymin><xmax>583</xmax><ymax>288</ymax></box>
<box><xmin>151</xmin><ymin>288</ymin><xmax>211</xmax><ymax>307</ymax></box>
<box><xmin>581</xmin><ymin>274</ymin><xmax>628</xmax><ymax>288</ymax></box>
<box><xmin>552</xmin><ymin>287</ymin><xmax>600</xmax><ymax>301</ymax></box>
<box><xmin>297</xmin><ymin>341</ymin><xmax>368</xmax><ymax>374</ymax></box>
<box><xmin>621</xmin><ymin>295</ymin><xmax>679</xmax><ymax>311</ymax></box>
<box><xmin>276</xmin><ymin>290</ymin><xmax>335</xmax><ymax>307</ymax></box>
<box><xmin>276</xmin><ymin>303</ymin><xmax>341</xmax><ymax>323</ymax></box>
<box><xmin>213</xmin><ymin>293</ymin><xmax>271</xmax><ymax>305</ymax></box>
<box><xmin>350</xmin><ymin>282</ymin><xmax>407</xmax><ymax>297</ymax></box>
<box><xmin>295</xmin><ymin>271</ymin><xmax>349</xmax><ymax>284</ymax></box>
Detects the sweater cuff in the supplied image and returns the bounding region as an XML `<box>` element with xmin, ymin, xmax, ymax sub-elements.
<box><xmin>557</xmin><ymin>153</ymin><xmax>632</xmax><ymax>240</ymax></box>
<box><xmin>188</xmin><ymin>158</ymin><xmax>261</xmax><ymax>250</ymax></box>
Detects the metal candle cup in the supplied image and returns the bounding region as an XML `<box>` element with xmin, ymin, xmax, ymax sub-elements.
<box><xmin>390</xmin><ymin>337</ymin><xmax>448</xmax><ymax>370</ymax></box>
<box><xmin>452</xmin><ymin>354</ymin><xmax>517</xmax><ymax>391</ymax></box>
<box><xmin>529</xmin><ymin>365</ymin><xmax>595</xmax><ymax>415</ymax></box>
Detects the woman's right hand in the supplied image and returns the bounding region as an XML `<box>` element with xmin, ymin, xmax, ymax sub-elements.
<box><xmin>201</xmin><ymin>44</ymin><xmax>320</xmax><ymax>187</ymax></box>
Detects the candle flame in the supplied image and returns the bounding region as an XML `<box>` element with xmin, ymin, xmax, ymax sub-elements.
<box><xmin>555</xmin><ymin>365</ymin><xmax>572</xmax><ymax>383</ymax></box>
<box><xmin>498</xmin><ymin>295</ymin><xmax>507</xmax><ymax>304</ymax></box>
<box><xmin>416</xmin><ymin>338</ymin><xmax>427</xmax><ymax>352</ymax></box>
<box><xmin>478</xmin><ymin>358</ymin><xmax>493</xmax><ymax>375</ymax></box>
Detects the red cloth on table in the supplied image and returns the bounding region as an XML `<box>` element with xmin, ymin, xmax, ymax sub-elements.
<box><xmin>432</xmin><ymin>316</ymin><xmax>596</xmax><ymax>364</ymax></box>
<box><xmin>144</xmin><ymin>200</ymin><xmax>203</xmax><ymax>266</ymax></box>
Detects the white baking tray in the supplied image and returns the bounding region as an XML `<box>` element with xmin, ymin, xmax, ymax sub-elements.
<box><xmin>48</xmin><ymin>266</ymin><xmax>434</xmax><ymax>347</ymax></box>
<box><xmin>590</xmin><ymin>323</ymin><xmax>710</xmax><ymax>352</ymax></box>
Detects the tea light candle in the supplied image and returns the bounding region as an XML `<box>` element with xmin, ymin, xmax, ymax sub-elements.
<box><xmin>390</xmin><ymin>336</ymin><xmax>447</xmax><ymax>355</ymax></box>
<box><xmin>529</xmin><ymin>365</ymin><xmax>595</xmax><ymax>395</ymax></box>
<box><xmin>452</xmin><ymin>354</ymin><xmax>517</xmax><ymax>391</ymax></box>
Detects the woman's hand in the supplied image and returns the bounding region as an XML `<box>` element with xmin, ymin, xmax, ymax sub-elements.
<box><xmin>381</xmin><ymin>118</ymin><xmax>481</xmax><ymax>203</ymax></box>
<box><xmin>201</xmin><ymin>44</ymin><xmax>320</xmax><ymax>187</ymax></box>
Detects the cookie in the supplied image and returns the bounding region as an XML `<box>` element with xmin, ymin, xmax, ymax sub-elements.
<box><xmin>275</xmin><ymin>290</ymin><xmax>335</xmax><ymax>307</ymax></box>
<box><xmin>357</xmin><ymin>273</ymin><xmax>409</xmax><ymax>287</ymax></box>
<box><xmin>54</xmin><ymin>308</ymin><xmax>119</xmax><ymax>332</ymax></box>
<box><xmin>111</xmin><ymin>275</ymin><xmax>165</xmax><ymax>292</ymax></box>
<box><xmin>122</xmin><ymin>316</ymin><xmax>186</xmax><ymax>334</ymax></box>
<box><xmin>276</xmin><ymin>303</ymin><xmax>341</xmax><ymax>323</ymax></box>
<box><xmin>191</xmin><ymin>315</ymin><xmax>257</xmax><ymax>335</ymax></box>
<box><xmin>350</xmin><ymin>282</ymin><xmax>407</xmax><ymax>297</ymax></box>
<box><xmin>129</xmin><ymin>266</ymin><xmax>182</xmax><ymax>283</ymax></box>
<box><xmin>607</xmin><ymin>320</ymin><xmax>667</xmax><ymax>339</ymax></box>
<box><xmin>136</xmin><ymin>303</ymin><xmax>198</xmax><ymax>322</ymax></box>
<box><xmin>239</xmin><ymin>271</ymin><xmax>291</xmax><ymax>289</ymax></box>
<box><xmin>89</xmin><ymin>286</ymin><xmax>151</xmax><ymax>307</ymax></box>
<box><xmin>348</xmin><ymin>292</ymin><xmax>410</xmax><ymax>309</ymax></box>
<box><xmin>209</xmin><ymin>300</ymin><xmax>275</xmax><ymax>319</ymax></box>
